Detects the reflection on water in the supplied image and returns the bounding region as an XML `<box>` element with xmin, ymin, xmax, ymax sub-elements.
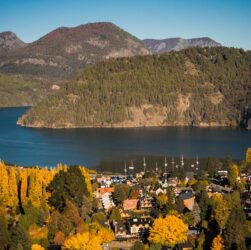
<box><xmin>0</xmin><ymin>107</ymin><xmax>250</xmax><ymax>169</ymax></box>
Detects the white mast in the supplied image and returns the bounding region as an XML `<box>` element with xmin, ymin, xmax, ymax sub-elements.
<box><xmin>171</xmin><ymin>156</ymin><xmax>175</xmax><ymax>171</ymax></box>
<box><xmin>164</xmin><ymin>157</ymin><xmax>168</xmax><ymax>174</ymax></box>
<box><xmin>196</xmin><ymin>155</ymin><xmax>199</xmax><ymax>170</ymax></box>
<box><xmin>181</xmin><ymin>155</ymin><xmax>184</xmax><ymax>168</ymax></box>
<box><xmin>124</xmin><ymin>161</ymin><xmax>127</xmax><ymax>177</ymax></box>
<box><xmin>155</xmin><ymin>162</ymin><xmax>158</xmax><ymax>172</ymax></box>
<box><xmin>143</xmin><ymin>157</ymin><xmax>146</xmax><ymax>173</ymax></box>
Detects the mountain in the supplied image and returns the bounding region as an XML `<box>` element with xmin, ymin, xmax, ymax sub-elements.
<box><xmin>17</xmin><ymin>47</ymin><xmax>251</xmax><ymax>129</ymax></box>
<box><xmin>0</xmin><ymin>31</ymin><xmax>26</xmax><ymax>53</ymax></box>
<box><xmin>143</xmin><ymin>37</ymin><xmax>221</xmax><ymax>54</ymax></box>
<box><xmin>0</xmin><ymin>22</ymin><xmax>150</xmax><ymax>82</ymax></box>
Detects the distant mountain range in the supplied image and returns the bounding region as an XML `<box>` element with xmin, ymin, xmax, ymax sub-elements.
<box><xmin>143</xmin><ymin>37</ymin><xmax>221</xmax><ymax>54</ymax></box>
<box><xmin>0</xmin><ymin>23</ymin><xmax>222</xmax><ymax>83</ymax></box>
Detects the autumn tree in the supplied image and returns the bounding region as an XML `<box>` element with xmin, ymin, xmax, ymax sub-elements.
<box><xmin>156</xmin><ymin>194</ymin><xmax>168</xmax><ymax>209</ymax></box>
<box><xmin>53</xmin><ymin>231</ymin><xmax>65</xmax><ymax>245</ymax></box>
<box><xmin>8</xmin><ymin>167</ymin><xmax>18</xmax><ymax>209</ymax></box>
<box><xmin>0</xmin><ymin>162</ymin><xmax>9</xmax><ymax>206</ymax></box>
<box><xmin>246</xmin><ymin>148</ymin><xmax>251</xmax><ymax>163</ymax></box>
<box><xmin>62</xmin><ymin>232</ymin><xmax>101</xmax><ymax>250</ymax></box>
<box><xmin>211</xmin><ymin>235</ymin><xmax>224</xmax><ymax>250</ymax></box>
<box><xmin>228</xmin><ymin>164</ymin><xmax>239</xmax><ymax>187</ymax></box>
<box><xmin>148</xmin><ymin>215</ymin><xmax>188</xmax><ymax>247</ymax></box>
<box><xmin>79</xmin><ymin>167</ymin><xmax>93</xmax><ymax>198</ymax></box>
<box><xmin>32</xmin><ymin>244</ymin><xmax>45</xmax><ymax>250</ymax></box>
<box><xmin>28</xmin><ymin>224</ymin><xmax>48</xmax><ymax>249</ymax></box>
<box><xmin>20</xmin><ymin>169</ymin><xmax>29</xmax><ymax>209</ymax></box>
<box><xmin>96</xmin><ymin>227</ymin><xmax>115</xmax><ymax>243</ymax></box>
<box><xmin>211</xmin><ymin>194</ymin><xmax>230</xmax><ymax>231</ymax></box>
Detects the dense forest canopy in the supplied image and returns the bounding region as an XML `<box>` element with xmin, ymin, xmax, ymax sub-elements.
<box><xmin>18</xmin><ymin>47</ymin><xmax>251</xmax><ymax>128</ymax></box>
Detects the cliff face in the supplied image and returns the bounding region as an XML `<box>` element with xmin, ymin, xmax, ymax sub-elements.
<box><xmin>0</xmin><ymin>31</ymin><xmax>26</xmax><ymax>53</ymax></box>
<box><xmin>241</xmin><ymin>105</ymin><xmax>251</xmax><ymax>130</ymax></box>
<box><xmin>143</xmin><ymin>37</ymin><xmax>221</xmax><ymax>54</ymax></box>
<box><xmin>17</xmin><ymin>47</ymin><xmax>251</xmax><ymax>129</ymax></box>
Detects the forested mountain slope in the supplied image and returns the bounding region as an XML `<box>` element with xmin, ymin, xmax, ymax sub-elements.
<box><xmin>18</xmin><ymin>47</ymin><xmax>251</xmax><ymax>129</ymax></box>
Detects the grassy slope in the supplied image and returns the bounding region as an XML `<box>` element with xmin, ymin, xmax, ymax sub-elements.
<box><xmin>0</xmin><ymin>74</ymin><xmax>48</xmax><ymax>107</ymax></box>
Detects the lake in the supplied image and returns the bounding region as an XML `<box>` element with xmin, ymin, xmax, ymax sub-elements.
<box><xmin>0</xmin><ymin>107</ymin><xmax>250</xmax><ymax>171</ymax></box>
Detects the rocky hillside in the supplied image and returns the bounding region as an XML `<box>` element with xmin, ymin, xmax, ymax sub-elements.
<box><xmin>0</xmin><ymin>31</ymin><xmax>26</xmax><ymax>53</ymax></box>
<box><xmin>143</xmin><ymin>37</ymin><xmax>221</xmax><ymax>54</ymax></box>
<box><xmin>17</xmin><ymin>47</ymin><xmax>251</xmax><ymax>129</ymax></box>
<box><xmin>0</xmin><ymin>22</ymin><xmax>150</xmax><ymax>81</ymax></box>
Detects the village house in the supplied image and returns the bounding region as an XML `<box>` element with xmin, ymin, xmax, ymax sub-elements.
<box><xmin>95</xmin><ymin>187</ymin><xmax>114</xmax><ymax>199</ymax></box>
<box><xmin>179</xmin><ymin>191</ymin><xmax>195</xmax><ymax>211</ymax></box>
<box><xmin>139</xmin><ymin>197</ymin><xmax>154</xmax><ymax>210</ymax></box>
<box><xmin>112</xmin><ymin>220</ymin><xmax>128</xmax><ymax>239</ymax></box>
<box><xmin>102</xmin><ymin>192</ymin><xmax>115</xmax><ymax>210</ymax></box>
<box><xmin>126</xmin><ymin>217</ymin><xmax>153</xmax><ymax>236</ymax></box>
<box><xmin>123</xmin><ymin>199</ymin><xmax>138</xmax><ymax>210</ymax></box>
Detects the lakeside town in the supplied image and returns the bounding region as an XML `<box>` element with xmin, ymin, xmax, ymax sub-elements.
<box><xmin>0</xmin><ymin>148</ymin><xmax>251</xmax><ymax>250</ymax></box>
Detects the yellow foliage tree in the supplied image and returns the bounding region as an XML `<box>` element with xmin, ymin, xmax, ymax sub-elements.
<box><xmin>211</xmin><ymin>234</ymin><xmax>224</xmax><ymax>250</ymax></box>
<box><xmin>20</xmin><ymin>169</ymin><xmax>28</xmax><ymax>208</ymax></box>
<box><xmin>28</xmin><ymin>168</ymin><xmax>43</xmax><ymax>207</ymax></box>
<box><xmin>28</xmin><ymin>224</ymin><xmax>48</xmax><ymax>240</ymax></box>
<box><xmin>156</xmin><ymin>194</ymin><xmax>168</xmax><ymax>208</ymax></box>
<box><xmin>148</xmin><ymin>215</ymin><xmax>188</xmax><ymax>247</ymax></box>
<box><xmin>62</xmin><ymin>232</ymin><xmax>102</xmax><ymax>250</ymax></box>
<box><xmin>0</xmin><ymin>162</ymin><xmax>9</xmax><ymax>206</ymax></box>
<box><xmin>97</xmin><ymin>227</ymin><xmax>115</xmax><ymax>243</ymax></box>
<box><xmin>211</xmin><ymin>194</ymin><xmax>230</xmax><ymax>231</ymax></box>
<box><xmin>8</xmin><ymin>167</ymin><xmax>18</xmax><ymax>209</ymax></box>
<box><xmin>228</xmin><ymin>165</ymin><xmax>239</xmax><ymax>187</ymax></box>
<box><xmin>32</xmin><ymin>244</ymin><xmax>45</xmax><ymax>250</ymax></box>
<box><xmin>246</xmin><ymin>148</ymin><xmax>251</xmax><ymax>163</ymax></box>
<box><xmin>79</xmin><ymin>167</ymin><xmax>93</xmax><ymax>199</ymax></box>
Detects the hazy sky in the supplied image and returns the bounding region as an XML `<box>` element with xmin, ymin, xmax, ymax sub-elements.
<box><xmin>0</xmin><ymin>0</ymin><xmax>250</xmax><ymax>49</ymax></box>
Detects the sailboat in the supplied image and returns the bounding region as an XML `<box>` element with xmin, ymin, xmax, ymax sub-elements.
<box><xmin>129</xmin><ymin>160</ymin><xmax>134</xmax><ymax>170</ymax></box>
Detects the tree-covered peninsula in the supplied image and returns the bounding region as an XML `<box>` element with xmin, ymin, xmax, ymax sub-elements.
<box><xmin>18</xmin><ymin>47</ymin><xmax>251</xmax><ymax>128</ymax></box>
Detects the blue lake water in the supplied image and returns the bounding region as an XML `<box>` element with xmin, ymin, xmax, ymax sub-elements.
<box><xmin>0</xmin><ymin>107</ymin><xmax>250</xmax><ymax>170</ymax></box>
